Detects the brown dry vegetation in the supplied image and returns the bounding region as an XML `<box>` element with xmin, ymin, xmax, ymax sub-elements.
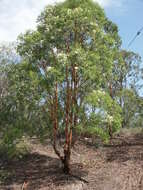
<box><xmin>0</xmin><ymin>131</ymin><xmax>143</xmax><ymax>190</ymax></box>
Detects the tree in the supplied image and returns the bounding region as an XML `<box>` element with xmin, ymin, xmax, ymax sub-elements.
<box><xmin>86</xmin><ymin>90</ymin><xmax>122</xmax><ymax>140</ymax></box>
<box><xmin>0</xmin><ymin>43</ymin><xmax>19</xmax><ymax>111</ymax></box>
<box><xmin>0</xmin><ymin>43</ymin><xmax>51</xmax><ymax>157</ymax></box>
<box><xmin>17</xmin><ymin>0</ymin><xmax>120</xmax><ymax>173</ymax></box>
<box><xmin>111</xmin><ymin>50</ymin><xmax>143</xmax><ymax>128</ymax></box>
<box><xmin>0</xmin><ymin>59</ymin><xmax>53</xmax><ymax>158</ymax></box>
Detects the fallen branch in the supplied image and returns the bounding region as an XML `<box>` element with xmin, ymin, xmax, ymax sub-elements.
<box><xmin>69</xmin><ymin>173</ymin><xmax>89</xmax><ymax>184</ymax></box>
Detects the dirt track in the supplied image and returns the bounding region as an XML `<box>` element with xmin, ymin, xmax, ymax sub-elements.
<box><xmin>0</xmin><ymin>134</ymin><xmax>143</xmax><ymax>190</ymax></box>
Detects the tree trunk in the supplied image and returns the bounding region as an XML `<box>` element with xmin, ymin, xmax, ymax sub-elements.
<box><xmin>108</xmin><ymin>125</ymin><xmax>113</xmax><ymax>140</ymax></box>
<box><xmin>62</xmin><ymin>145</ymin><xmax>71</xmax><ymax>174</ymax></box>
<box><xmin>71</xmin><ymin>128</ymin><xmax>78</xmax><ymax>147</ymax></box>
<box><xmin>63</xmin><ymin>155</ymin><xmax>71</xmax><ymax>174</ymax></box>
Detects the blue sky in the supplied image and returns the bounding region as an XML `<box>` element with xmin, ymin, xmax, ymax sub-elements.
<box><xmin>0</xmin><ymin>0</ymin><xmax>143</xmax><ymax>57</ymax></box>
<box><xmin>104</xmin><ymin>0</ymin><xmax>143</xmax><ymax>57</ymax></box>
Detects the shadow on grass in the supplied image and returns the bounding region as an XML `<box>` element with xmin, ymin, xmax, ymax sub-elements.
<box><xmin>0</xmin><ymin>153</ymin><xmax>88</xmax><ymax>189</ymax></box>
<box><xmin>105</xmin><ymin>136</ymin><xmax>143</xmax><ymax>163</ymax></box>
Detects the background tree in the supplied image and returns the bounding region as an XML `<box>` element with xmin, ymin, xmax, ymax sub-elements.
<box><xmin>0</xmin><ymin>43</ymin><xmax>19</xmax><ymax>110</ymax></box>
<box><xmin>85</xmin><ymin>90</ymin><xmax>122</xmax><ymax>140</ymax></box>
<box><xmin>0</xmin><ymin>43</ymin><xmax>50</xmax><ymax>158</ymax></box>
<box><xmin>111</xmin><ymin>50</ymin><xmax>143</xmax><ymax>128</ymax></box>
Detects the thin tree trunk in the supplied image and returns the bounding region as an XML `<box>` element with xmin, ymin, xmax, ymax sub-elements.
<box><xmin>53</xmin><ymin>83</ymin><xmax>63</xmax><ymax>160</ymax></box>
<box><xmin>72</xmin><ymin>66</ymin><xmax>78</xmax><ymax>146</ymax></box>
<box><xmin>62</xmin><ymin>40</ymin><xmax>73</xmax><ymax>174</ymax></box>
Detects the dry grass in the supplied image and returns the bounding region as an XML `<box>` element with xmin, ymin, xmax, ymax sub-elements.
<box><xmin>0</xmin><ymin>129</ymin><xmax>143</xmax><ymax>190</ymax></box>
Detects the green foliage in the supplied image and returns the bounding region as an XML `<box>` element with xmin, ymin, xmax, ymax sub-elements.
<box><xmin>0</xmin><ymin>59</ymin><xmax>53</xmax><ymax>152</ymax></box>
<box><xmin>17</xmin><ymin>0</ymin><xmax>121</xmax><ymax>144</ymax></box>
<box><xmin>86</xmin><ymin>89</ymin><xmax>122</xmax><ymax>138</ymax></box>
<box><xmin>0</xmin><ymin>135</ymin><xmax>30</xmax><ymax>160</ymax></box>
<box><xmin>111</xmin><ymin>50</ymin><xmax>143</xmax><ymax>128</ymax></box>
<box><xmin>0</xmin><ymin>169</ymin><xmax>12</xmax><ymax>184</ymax></box>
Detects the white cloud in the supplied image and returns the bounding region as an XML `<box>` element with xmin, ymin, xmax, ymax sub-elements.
<box><xmin>0</xmin><ymin>0</ymin><xmax>123</xmax><ymax>42</ymax></box>
<box><xmin>0</xmin><ymin>0</ymin><xmax>64</xmax><ymax>42</ymax></box>
<box><xmin>95</xmin><ymin>0</ymin><xmax>123</xmax><ymax>7</ymax></box>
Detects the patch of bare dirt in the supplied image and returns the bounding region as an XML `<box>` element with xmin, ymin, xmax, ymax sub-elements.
<box><xmin>0</xmin><ymin>134</ymin><xmax>143</xmax><ymax>190</ymax></box>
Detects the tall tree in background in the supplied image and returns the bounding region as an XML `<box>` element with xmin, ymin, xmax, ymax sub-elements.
<box><xmin>111</xmin><ymin>50</ymin><xmax>142</xmax><ymax>128</ymax></box>
<box><xmin>0</xmin><ymin>43</ymin><xmax>19</xmax><ymax>110</ymax></box>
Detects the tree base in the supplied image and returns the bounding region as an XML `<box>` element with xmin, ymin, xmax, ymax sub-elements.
<box><xmin>63</xmin><ymin>164</ymin><xmax>71</xmax><ymax>174</ymax></box>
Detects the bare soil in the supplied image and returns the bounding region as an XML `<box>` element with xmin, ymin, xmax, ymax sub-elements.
<box><xmin>0</xmin><ymin>133</ymin><xmax>143</xmax><ymax>190</ymax></box>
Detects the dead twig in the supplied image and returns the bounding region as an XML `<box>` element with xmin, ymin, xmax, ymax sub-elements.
<box><xmin>21</xmin><ymin>181</ymin><xmax>29</xmax><ymax>190</ymax></box>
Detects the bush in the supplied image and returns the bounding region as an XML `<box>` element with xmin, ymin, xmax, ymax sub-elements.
<box><xmin>0</xmin><ymin>136</ymin><xmax>30</xmax><ymax>160</ymax></box>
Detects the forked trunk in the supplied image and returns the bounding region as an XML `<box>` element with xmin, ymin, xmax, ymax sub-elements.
<box><xmin>53</xmin><ymin>142</ymin><xmax>71</xmax><ymax>174</ymax></box>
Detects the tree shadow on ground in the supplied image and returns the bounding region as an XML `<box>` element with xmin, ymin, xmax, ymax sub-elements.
<box><xmin>1</xmin><ymin>153</ymin><xmax>88</xmax><ymax>190</ymax></box>
<box><xmin>105</xmin><ymin>136</ymin><xmax>143</xmax><ymax>163</ymax></box>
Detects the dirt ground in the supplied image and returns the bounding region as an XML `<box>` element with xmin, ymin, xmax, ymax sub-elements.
<box><xmin>0</xmin><ymin>133</ymin><xmax>143</xmax><ymax>190</ymax></box>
